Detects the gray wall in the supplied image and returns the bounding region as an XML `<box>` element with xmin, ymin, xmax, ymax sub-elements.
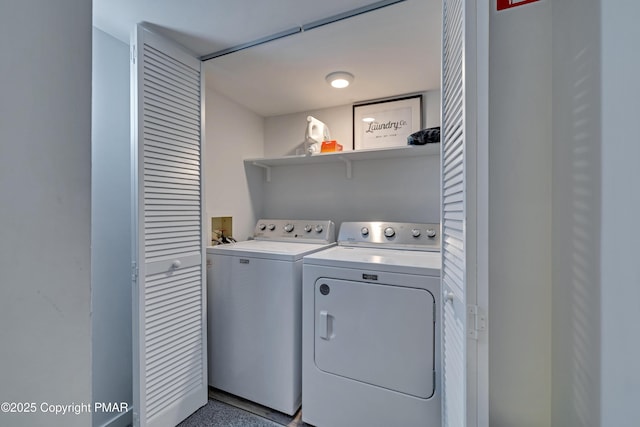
<box><xmin>91</xmin><ymin>28</ymin><xmax>132</xmax><ymax>427</ymax></box>
<box><xmin>551</xmin><ymin>0</ymin><xmax>601</xmax><ymax>425</ymax></box>
<box><xmin>0</xmin><ymin>1</ymin><xmax>93</xmax><ymax>426</ymax></box>
<box><xmin>551</xmin><ymin>1</ymin><xmax>640</xmax><ymax>425</ymax></box>
<box><xmin>600</xmin><ymin>1</ymin><xmax>640</xmax><ymax>424</ymax></box>
<box><xmin>489</xmin><ymin>1</ymin><xmax>553</xmax><ymax>426</ymax></box>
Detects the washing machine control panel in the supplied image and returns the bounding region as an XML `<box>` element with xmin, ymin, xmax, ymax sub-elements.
<box><xmin>339</xmin><ymin>222</ymin><xmax>440</xmax><ymax>251</ymax></box>
<box><xmin>253</xmin><ymin>219</ymin><xmax>336</xmax><ymax>243</ymax></box>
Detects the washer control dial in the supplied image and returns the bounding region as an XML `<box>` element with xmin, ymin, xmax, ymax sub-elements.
<box><xmin>315</xmin><ymin>224</ymin><xmax>324</xmax><ymax>233</ymax></box>
<box><xmin>258</xmin><ymin>223</ymin><xmax>266</xmax><ymax>231</ymax></box>
<box><xmin>384</xmin><ymin>227</ymin><xmax>396</xmax><ymax>238</ymax></box>
<box><xmin>361</xmin><ymin>227</ymin><xmax>369</xmax><ymax>236</ymax></box>
<box><xmin>284</xmin><ymin>223</ymin><xmax>294</xmax><ymax>233</ymax></box>
<box><xmin>304</xmin><ymin>225</ymin><xmax>312</xmax><ymax>233</ymax></box>
<box><xmin>411</xmin><ymin>228</ymin><xmax>421</xmax><ymax>237</ymax></box>
<box><xmin>268</xmin><ymin>224</ymin><xmax>276</xmax><ymax>231</ymax></box>
<box><xmin>426</xmin><ymin>228</ymin><xmax>437</xmax><ymax>238</ymax></box>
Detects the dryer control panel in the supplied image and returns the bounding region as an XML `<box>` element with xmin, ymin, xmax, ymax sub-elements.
<box><xmin>338</xmin><ymin>222</ymin><xmax>440</xmax><ymax>251</ymax></box>
<box><xmin>253</xmin><ymin>219</ymin><xmax>336</xmax><ymax>244</ymax></box>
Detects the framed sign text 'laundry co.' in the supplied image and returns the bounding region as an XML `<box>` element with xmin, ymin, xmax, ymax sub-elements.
<box><xmin>353</xmin><ymin>95</ymin><xmax>423</xmax><ymax>150</ymax></box>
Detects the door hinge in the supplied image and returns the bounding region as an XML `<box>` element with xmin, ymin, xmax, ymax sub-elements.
<box><xmin>131</xmin><ymin>262</ymin><xmax>139</xmax><ymax>284</ymax></box>
<box><xmin>467</xmin><ymin>304</ymin><xmax>486</xmax><ymax>340</ymax></box>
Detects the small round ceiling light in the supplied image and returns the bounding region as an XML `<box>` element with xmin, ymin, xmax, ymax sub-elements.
<box><xmin>326</xmin><ymin>71</ymin><xmax>354</xmax><ymax>89</ymax></box>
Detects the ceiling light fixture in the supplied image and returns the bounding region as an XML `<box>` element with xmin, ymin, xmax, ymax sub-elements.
<box><xmin>326</xmin><ymin>71</ymin><xmax>354</xmax><ymax>89</ymax></box>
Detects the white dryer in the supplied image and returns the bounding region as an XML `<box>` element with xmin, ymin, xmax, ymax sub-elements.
<box><xmin>302</xmin><ymin>221</ymin><xmax>441</xmax><ymax>427</ymax></box>
<box><xmin>207</xmin><ymin>219</ymin><xmax>335</xmax><ymax>415</ymax></box>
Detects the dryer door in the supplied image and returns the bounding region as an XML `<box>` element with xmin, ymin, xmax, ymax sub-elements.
<box><xmin>314</xmin><ymin>278</ymin><xmax>436</xmax><ymax>399</ymax></box>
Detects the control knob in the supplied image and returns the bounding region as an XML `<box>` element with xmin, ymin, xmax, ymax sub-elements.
<box><xmin>284</xmin><ymin>223</ymin><xmax>294</xmax><ymax>233</ymax></box>
<box><xmin>304</xmin><ymin>225</ymin><xmax>312</xmax><ymax>233</ymax></box>
<box><xmin>315</xmin><ymin>225</ymin><xmax>324</xmax><ymax>233</ymax></box>
<box><xmin>258</xmin><ymin>223</ymin><xmax>266</xmax><ymax>231</ymax></box>
<box><xmin>426</xmin><ymin>228</ymin><xmax>437</xmax><ymax>238</ymax></box>
<box><xmin>361</xmin><ymin>227</ymin><xmax>369</xmax><ymax>236</ymax></box>
<box><xmin>411</xmin><ymin>228</ymin><xmax>421</xmax><ymax>237</ymax></box>
<box><xmin>384</xmin><ymin>227</ymin><xmax>395</xmax><ymax>238</ymax></box>
<box><xmin>268</xmin><ymin>224</ymin><xmax>276</xmax><ymax>231</ymax></box>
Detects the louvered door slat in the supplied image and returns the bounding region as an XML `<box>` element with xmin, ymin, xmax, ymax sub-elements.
<box><xmin>146</xmin><ymin>316</ymin><xmax>200</xmax><ymax>347</ymax></box>
<box><xmin>441</xmin><ymin>0</ymin><xmax>467</xmax><ymax>426</ymax></box>
<box><xmin>143</xmin><ymin>68</ymin><xmax>200</xmax><ymax>102</ymax></box>
<box><xmin>443</xmin><ymin>301</ymin><xmax>466</xmax><ymax>427</ymax></box>
<box><xmin>144</xmin><ymin>158</ymin><xmax>200</xmax><ymax>174</ymax></box>
<box><xmin>145</xmin><ymin>90</ymin><xmax>200</xmax><ymax>118</ymax></box>
<box><xmin>132</xmin><ymin>24</ymin><xmax>207</xmax><ymax>427</ymax></box>
<box><xmin>145</xmin><ymin>120</ymin><xmax>200</xmax><ymax>142</ymax></box>
<box><xmin>144</xmin><ymin>175</ymin><xmax>200</xmax><ymax>188</ymax></box>
<box><xmin>144</xmin><ymin>107</ymin><xmax>201</xmax><ymax>134</ymax></box>
<box><xmin>144</xmin><ymin>97</ymin><xmax>201</xmax><ymax>126</ymax></box>
<box><xmin>144</xmin><ymin>50</ymin><xmax>200</xmax><ymax>90</ymax></box>
<box><xmin>145</xmin><ymin>130</ymin><xmax>201</xmax><ymax>152</ymax></box>
<box><xmin>145</xmin><ymin>146</ymin><xmax>200</xmax><ymax>165</ymax></box>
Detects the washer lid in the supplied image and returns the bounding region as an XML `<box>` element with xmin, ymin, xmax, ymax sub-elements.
<box><xmin>303</xmin><ymin>246</ymin><xmax>441</xmax><ymax>276</ymax></box>
<box><xmin>207</xmin><ymin>240</ymin><xmax>336</xmax><ymax>261</ymax></box>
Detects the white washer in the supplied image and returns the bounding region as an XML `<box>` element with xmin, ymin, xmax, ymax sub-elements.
<box><xmin>302</xmin><ymin>221</ymin><xmax>441</xmax><ymax>427</ymax></box>
<box><xmin>207</xmin><ymin>219</ymin><xmax>335</xmax><ymax>415</ymax></box>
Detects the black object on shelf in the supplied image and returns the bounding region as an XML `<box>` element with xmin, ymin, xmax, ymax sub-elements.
<box><xmin>407</xmin><ymin>127</ymin><xmax>440</xmax><ymax>145</ymax></box>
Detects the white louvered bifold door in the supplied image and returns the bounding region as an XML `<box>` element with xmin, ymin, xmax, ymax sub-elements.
<box><xmin>441</xmin><ymin>0</ymin><xmax>468</xmax><ymax>426</ymax></box>
<box><xmin>131</xmin><ymin>24</ymin><xmax>207</xmax><ymax>427</ymax></box>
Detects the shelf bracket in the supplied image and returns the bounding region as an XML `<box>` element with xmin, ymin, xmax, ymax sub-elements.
<box><xmin>338</xmin><ymin>156</ymin><xmax>353</xmax><ymax>179</ymax></box>
<box><xmin>252</xmin><ymin>161</ymin><xmax>271</xmax><ymax>182</ymax></box>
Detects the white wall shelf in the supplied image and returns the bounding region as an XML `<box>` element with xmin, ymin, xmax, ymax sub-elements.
<box><xmin>245</xmin><ymin>144</ymin><xmax>440</xmax><ymax>181</ymax></box>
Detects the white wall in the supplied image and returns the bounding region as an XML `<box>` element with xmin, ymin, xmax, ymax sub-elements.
<box><xmin>260</xmin><ymin>154</ymin><xmax>440</xmax><ymax>227</ymax></box>
<box><xmin>264</xmin><ymin>90</ymin><xmax>440</xmax><ymax>156</ymax></box>
<box><xmin>600</xmin><ymin>1</ymin><xmax>640</xmax><ymax>424</ymax></box>
<box><xmin>551</xmin><ymin>0</ymin><xmax>601</xmax><ymax>426</ymax></box>
<box><xmin>0</xmin><ymin>1</ymin><xmax>92</xmax><ymax>426</ymax></box>
<box><xmin>488</xmin><ymin>2</ymin><xmax>552</xmax><ymax>426</ymax></box>
<box><xmin>258</xmin><ymin>90</ymin><xmax>441</xmax><ymax>228</ymax></box>
<box><xmin>265</xmin><ymin>104</ymin><xmax>353</xmax><ymax>156</ymax></box>
<box><xmin>91</xmin><ymin>28</ymin><xmax>132</xmax><ymax>427</ymax></box>
<box><xmin>205</xmin><ymin>88</ymin><xmax>265</xmax><ymax>241</ymax></box>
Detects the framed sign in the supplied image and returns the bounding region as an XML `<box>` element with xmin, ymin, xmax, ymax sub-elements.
<box><xmin>497</xmin><ymin>0</ymin><xmax>540</xmax><ymax>11</ymax></box>
<box><xmin>353</xmin><ymin>95</ymin><xmax>422</xmax><ymax>150</ymax></box>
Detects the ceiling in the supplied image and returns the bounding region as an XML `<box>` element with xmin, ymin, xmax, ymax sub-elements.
<box><xmin>93</xmin><ymin>0</ymin><xmax>442</xmax><ymax>117</ymax></box>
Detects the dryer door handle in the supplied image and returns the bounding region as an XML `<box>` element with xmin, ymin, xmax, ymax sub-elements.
<box><xmin>319</xmin><ymin>310</ymin><xmax>331</xmax><ymax>340</ymax></box>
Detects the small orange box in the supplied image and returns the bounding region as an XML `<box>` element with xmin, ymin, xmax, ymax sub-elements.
<box><xmin>321</xmin><ymin>140</ymin><xmax>343</xmax><ymax>152</ymax></box>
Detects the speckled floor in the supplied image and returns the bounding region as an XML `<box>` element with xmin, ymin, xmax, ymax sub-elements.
<box><xmin>177</xmin><ymin>388</ymin><xmax>309</xmax><ymax>427</ymax></box>
<box><xmin>177</xmin><ymin>399</ymin><xmax>281</xmax><ymax>427</ymax></box>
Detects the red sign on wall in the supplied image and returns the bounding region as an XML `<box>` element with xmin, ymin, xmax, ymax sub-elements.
<box><xmin>497</xmin><ymin>0</ymin><xmax>540</xmax><ymax>11</ymax></box>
